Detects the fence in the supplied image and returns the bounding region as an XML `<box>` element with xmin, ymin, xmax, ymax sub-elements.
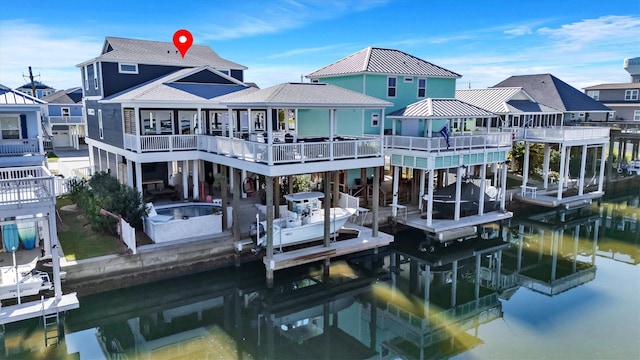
<box><xmin>121</xmin><ymin>219</ymin><xmax>137</xmax><ymax>255</ymax></box>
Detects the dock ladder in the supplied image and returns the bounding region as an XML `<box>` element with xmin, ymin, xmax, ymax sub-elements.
<box><xmin>41</xmin><ymin>296</ymin><xmax>60</xmax><ymax>347</ymax></box>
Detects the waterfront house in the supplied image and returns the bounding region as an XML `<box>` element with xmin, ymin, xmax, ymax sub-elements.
<box><xmin>76</xmin><ymin>36</ymin><xmax>250</xmax><ymax>199</ymax></box>
<box><xmin>306</xmin><ymin>47</ymin><xmax>462</xmax><ymax>201</ymax></box>
<box><xmin>42</xmin><ymin>87</ymin><xmax>85</xmax><ymax>150</ymax></box>
<box><xmin>584</xmin><ymin>82</ymin><xmax>639</xmax><ymax>123</ymax></box>
<box><xmin>15</xmin><ymin>80</ymin><xmax>56</xmax><ymax>99</ymax></box>
<box><xmin>0</xmin><ymin>84</ymin><xmax>78</xmax><ymax>320</ymax></box>
<box><xmin>458</xmin><ymin>81</ymin><xmax>610</xmax><ymax>210</ymax></box>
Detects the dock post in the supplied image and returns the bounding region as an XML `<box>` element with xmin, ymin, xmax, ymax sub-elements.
<box><xmin>265</xmin><ymin>176</ymin><xmax>274</xmax><ymax>288</ymax></box>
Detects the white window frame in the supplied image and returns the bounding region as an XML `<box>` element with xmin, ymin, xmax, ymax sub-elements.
<box><xmin>371</xmin><ymin>113</ymin><xmax>380</xmax><ymax>127</ymax></box>
<box><xmin>84</xmin><ymin>66</ymin><xmax>89</xmax><ymax>90</ymax></box>
<box><xmin>587</xmin><ymin>90</ymin><xmax>599</xmax><ymax>100</ymax></box>
<box><xmin>216</xmin><ymin>69</ymin><xmax>230</xmax><ymax>75</ymax></box>
<box><xmin>0</xmin><ymin>115</ymin><xmax>21</xmax><ymax>140</ymax></box>
<box><xmin>61</xmin><ymin>107</ymin><xmax>70</xmax><ymax>118</ymax></box>
<box><xmin>387</xmin><ymin>76</ymin><xmax>397</xmax><ymax>98</ymax></box>
<box><xmin>98</xmin><ymin>109</ymin><xmax>104</xmax><ymax>139</ymax></box>
<box><xmin>625</xmin><ymin>90</ymin><xmax>638</xmax><ymax>101</ymax></box>
<box><xmin>93</xmin><ymin>63</ymin><xmax>99</xmax><ymax>90</ymax></box>
<box><xmin>634</xmin><ymin>110</ymin><xmax>640</xmax><ymax>121</ymax></box>
<box><xmin>417</xmin><ymin>78</ymin><xmax>426</xmax><ymax>98</ymax></box>
<box><xmin>118</xmin><ymin>63</ymin><xmax>139</xmax><ymax>74</ymax></box>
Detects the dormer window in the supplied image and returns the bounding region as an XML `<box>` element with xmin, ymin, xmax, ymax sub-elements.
<box><xmin>119</xmin><ymin>63</ymin><xmax>138</xmax><ymax>74</ymax></box>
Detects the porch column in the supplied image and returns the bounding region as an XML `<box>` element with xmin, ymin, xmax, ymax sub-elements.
<box><xmin>478</xmin><ymin>164</ymin><xmax>486</xmax><ymax>216</ymax></box>
<box><xmin>372</xmin><ymin>166</ymin><xmax>380</xmax><ymax>237</ymax></box>
<box><xmin>557</xmin><ymin>145</ymin><xmax>566</xmax><ymax>200</ymax></box>
<box><xmin>543</xmin><ymin>144</ymin><xmax>551</xmax><ymax>189</ymax></box>
<box><xmin>450</xmin><ymin>260</ymin><xmax>458</xmax><ymax>308</ymax></box>
<box><xmin>522</xmin><ymin>142</ymin><xmax>531</xmax><ymax>186</ymax></box>
<box><xmin>333</xmin><ymin>172</ymin><xmax>340</xmax><ymax>207</ymax></box>
<box><xmin>88</xmin><ymin>144</ymin><xmax>95</xmax><ymax>173</ymax></box>
<box><xmin>578</xmin><ymin>144</ymin><xmax>588</xmax><ymax>195</ymax></box>
<box><xmin>324</xmin><ymin>171</ymin><xmax>331</xmax><ymax>247</ymax></box>
<box><xmin>426</xmin><ymin>169</ymin><xmax>434</xmax><ymax>226</ymax></box>
<box><xmin>182</xmin><ymin>161</ymin><xmax>189</xmax><ymax>200</ymax></box>
<box><xmin>97</xmin><ymin>149</ymin><xmax>102</xmax><ymax>172</ymax></box>
<box><xmin>242</xmin><ymin>169</ymin><xmax>248</xmax><ymax>199</ymax></box>
<box><xmin>564</xmin><ymin>147</ymin><xmax>572</xmax><ymax>188</ymax></box>
<box><xmin>192</xmin><ymin>160</ymin><xmax>199</xmax><ymax>200</ymax></box>
<box><xmin>221</xmin><ymin>166</ymin><xmax>229</xmax><ymax>231</ymax></box>
<box><xmin>265</xmin><ymin>176</ymin><xmax>274</xmax><ymax>288</ymax></box>
<box><xmin>329</xmin><ymin>109</ymin><xmax>335</xmax><ymax>159</ymax></box>
<box><xmin>233</xmin><ymin>168</ymin><xmax>241</xmax><ymax>241</ymax></box>
<box><xmin>418</xmin><ymin>170</ymin><xmax>426</xmax><ymax>212</ymax></box>
<box><xmin>606</xmin><ymin>137</ymin><xmax>615</xmax><ymax>185</ymax></box>
<box><xmin>135</xmin><ymin>161</ymin><xmax>143</xmax><ymax>196</ymax></box>
<box><xmin>500</xmin><ymin>161</ymin><xmax>508</xmax><ymax>211</ymax></box>
<box><xmin>454</xmin><ymin>166</ymin><xmax>462</xmax><ymax>221</ymax></box>
<box><xmin>598</xmin><ymin>144</ymin><xmax>606</xmax><ymax>193</ymax></box>
<box><xmin>392</xmin><ymin>166</ymin><xmax>400</xmax><ymax>217</ymax></box>
<box><xmin>266</xmin><ymin>107</ymin><xmax>273</xmax><ymax>165</ymax></box>
<box><xmin>48</xmin><ymin>214</ymin><xmax>62</xmax><ymax>301</ymax></box>
<box><xmin>126</xmin><ymin>158</ymin><xmax>133</xmax><ymax>187</ymax></box>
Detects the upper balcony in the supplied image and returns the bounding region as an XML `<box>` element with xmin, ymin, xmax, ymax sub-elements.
<box><xmin>522</xmin><ymin>126</ymin><xmax>610</xmax><ymax>145</ymax></box>
<box><xmin>0</xmin><ymin>166</ymin><xmax>55</xmax><ymax>216</ymax></box>
<box><xmin>384</xmin><ymin>131</ymin><xmax>512</xmax><ymax>154</ymax></box>
<box><xmin>0</xmin><ymin>139</ymin><xmax>42</xmax><ymax>157</ymax></box>
<box><xmin>123</xmin><ymin>134</ymin><xmax>382</xmax><ymax>165</ymax></box>
<box><xmin>47</xmin><ymin>115</ymin><xmax>85</xmax><ymax>125</ymax></box>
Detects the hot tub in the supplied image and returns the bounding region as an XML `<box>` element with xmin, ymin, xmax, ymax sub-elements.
<box><xmin>144</xmin><ymin>203</ymin><xmax>232</xmax><ymax>243</ymax></box>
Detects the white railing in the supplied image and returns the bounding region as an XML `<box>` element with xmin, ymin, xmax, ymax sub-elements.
<box><xmin>524</xmin><ymin>127</ymin><xmax>610</xmax><ymax>141</ymax></box>
<box><xmin>47</xmin><ymin>116</ymin><xmax>84</xmax><ymax>124</ymax></box>
<box><xmin>0</xmin><ymin>139</ymin><xmax>41</xmax><ymax>156</ymax></box>
<box><xmin>384</xmin><ymin>132</ymin><xmax>512</xmax><ymax>153</ymax></box>
<box><xmin>126</xmin><ymin>134</ymin><xmax>382</xmax><ymax>165</ymax></box>
<box><xmin>0</xmin><ymin>166</ymin><xmax>55</xmax><ymax>206</ymax></box>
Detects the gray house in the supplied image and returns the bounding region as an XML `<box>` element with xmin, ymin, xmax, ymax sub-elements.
<box><xmin>584</xmin><ymin>82</ymin><xmax>640</xmax><ymax>123</ymax></box>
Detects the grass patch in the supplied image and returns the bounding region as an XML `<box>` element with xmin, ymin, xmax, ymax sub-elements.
<box><xmin>56</xmin><ymin>196</ymin><xmax>120</xmax><ymax>260</ymax></box>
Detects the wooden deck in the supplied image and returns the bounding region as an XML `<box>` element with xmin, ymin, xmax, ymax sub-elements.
<box><xmin>515</xmin><ymin>190</ymin><xmax>604</xmax><ymax>209</ymax></box>
<box><xmin>0</xmin><ymin>293</ymin><xmax>79</xmax><ymax>325</ymax></box>
<box><xmin>263</xmin><ymin>225</ymin><xmax>394</xmax><ymax>271</ymax></box>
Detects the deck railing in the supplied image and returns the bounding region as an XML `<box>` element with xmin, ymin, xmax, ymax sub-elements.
<box><xmin>524</xmin><ymin>127</ymin><xmax>610</xmax><ymax>141</ymax></box>
<box><xmin>0</xmin><ymin>139</ymin><xmax>41</xmax><ymax>156</ymax></box>
<box><xmin>125</xmin><ymin>134</ymin><xmax>382</xmax><ymax>164</ymax></box>
<box><xmin>384</xmin><ymin>132</ymin><xmax>512</xmax><ymax>153</ymax></box>
<box><xmin>47</xmin><ymin>116</ymin><xmax>84</xmax><ymax>124</ymax></box>
<box><xmin>0</xmin><ymin>166</ymin><xmax>55</xmax><ymax>207</ymax></box>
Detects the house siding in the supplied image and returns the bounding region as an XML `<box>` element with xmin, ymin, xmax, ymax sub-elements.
<box><xmin>101</xmin><ymin>62</ymin><xmax>184</xmax><ymax>98</ymax></box>
<box><xmin>84</xmin><ymin>64</ymin><xmax>100</xmax><ymax>97</ymax></box>
<box><xmin>230</xmin><ymin>69</ymin><xmax>244</xmax><ymax>82</ymax></box>
<box><xmin>48</xmin><ymin>104</ymin><xmax>83</xmax><ymax>117</ymax></box>
<box><xmin>85</xmin><ymin>100</ymin><xmax>124</xmax><ymax>148</ymax></box>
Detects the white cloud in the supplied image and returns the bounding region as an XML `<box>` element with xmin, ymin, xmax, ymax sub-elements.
<box><xmin>504</xmin><ymin>25</ymin><xmax>533</xmax><ymax>37</ymax></box>
<box><xmin>0</xmin><ymin>20</ymin><xmax>101</xmax><ymax>89</ymax></box>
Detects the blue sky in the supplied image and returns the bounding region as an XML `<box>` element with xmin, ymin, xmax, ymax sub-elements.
<box><xmin>1</xmin><ymin>0</ymin><xmax>638</xmax><ymax>92</ymax></box>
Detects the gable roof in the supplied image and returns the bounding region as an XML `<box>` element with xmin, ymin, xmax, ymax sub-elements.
<box><xmin>102</xmin><ymin>67</ymin><xmax>248</xmax><ymax>103</ymax></box>
<box><xmin>0</xmin><ymin>84</ymin><xmax>45</xmax><ymax>105</ymax></box>
<box><xmin>16</xmin><ymin>80</ymin><xmax>54</xmax><ymax>90</ymax></box>
<box><xmin>306</xmin><ymin>47</ymin><xmax>461</xmax><ymax>79</ymax></box>
<box><xmin>42</xmin><ymin>87</ymin><xmax>83</xmax><ymax>104</ymax></box>
<box><xmin>77</xmin><ymin>36</ymin><xmax>247</xmax><ymax>70</ymax></box>
<box><xmin>218</xmin><ymin>82</ymin><xmax>393</xmax><ymax>108</ymax></box>
<box><xmin>387</xmin><ymin>98</ymin><xmax>495</xmax><ymax>119</ymax></box>
<box><xmin>492</xmin><ymin>74</ymin><xmax>610</xmax><ymax>112</ymax></box>
<box><xmin>456</xmin><ymin>88</ymin><xmax>560</xmax><ymax>114</ymax></box>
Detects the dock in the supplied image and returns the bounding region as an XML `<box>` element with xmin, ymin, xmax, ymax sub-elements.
<box><xmin>0</xmin><ymin>293</ymin><xmax>79</xmax><ymax>325</ymax></box>
<box><xmin>262</xmin><ymin>224</ymin><xmax>394</xmax><ymax>271</ymax></box>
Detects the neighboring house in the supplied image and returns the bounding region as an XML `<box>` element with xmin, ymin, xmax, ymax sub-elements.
<box><xmin>0</xmin><ymin>84</ymin><xmax>73</xmax><ymax>308</ymax></box>
<box><xmin>492</xmin><ymin>74</ymin><xmax>611</xmax><ymax>123</ymax></box>
<box><xmin>306</xmin><ymin>47</ymin><xmax>461</xmax><ymax>132</ymax></box>
<box><xmin>42</xmin><ymin>87</ymin><xmax>85</xmax><ymax>149</ymax></box>
<box><xmin>583</xmin><ymin>82</ymin><xmax>640</xmax><ymax>123</ymax></box>
<box><xmin>15</xmin><ymin>80</ymin><xmax>56</xmax><ymax>99</ymax></box>
<box><xmin>306</xmin><ymin>47</ymin><xmax>462</xmax><ymax>192</ymax></box>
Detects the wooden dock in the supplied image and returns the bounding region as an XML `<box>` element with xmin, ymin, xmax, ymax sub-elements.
<box><xmin>404</xmin><ymin>210</ymin><xmax>513</xmax><ymax>239</ymax></box>
<box><xmin>263</xmin><ymin>225</ymin><xmax>394</xmax><ymax>271</ymax></box>
<box><xmin>0</xmin><ymin>293</ymin><xmax>79</xmax><ymax>325</ymax></box>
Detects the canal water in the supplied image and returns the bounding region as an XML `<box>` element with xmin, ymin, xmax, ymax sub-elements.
<box><xmin>2</xmin><ymin>190</ymin><xmax>639</xmax><ymax>359</ymax></box>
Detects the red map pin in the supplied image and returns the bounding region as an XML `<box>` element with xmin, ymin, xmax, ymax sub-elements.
<box><xmin>173</xmin><ymin>29</ymin><xmax>193</xmax><ymax>58</ymax></box>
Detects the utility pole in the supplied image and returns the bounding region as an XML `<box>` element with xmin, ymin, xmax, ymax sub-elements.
<box><xmin>29</xmin><ymin>66</ymin><xmax>37</xmax><ymax>97</ymax></box>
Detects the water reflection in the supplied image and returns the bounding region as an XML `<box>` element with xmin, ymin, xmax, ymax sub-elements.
<box><xmin>1</xmin><ymin>193</ymin><xmax>639</xmax><ymax>359</ymax></box>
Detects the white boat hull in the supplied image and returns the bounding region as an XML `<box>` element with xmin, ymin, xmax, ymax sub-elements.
<box><xmin>255</xmin><ymin>207</ymin><xmax>356</xmax><ymax>249</ymax></box>
<box><xmin>0</xmin><ymin>264</ymin><xmax>53</xmax><ymax>301</ymax></box>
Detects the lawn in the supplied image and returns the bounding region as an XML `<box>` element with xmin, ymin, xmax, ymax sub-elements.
<box><xmin>56</xmin><ymin>196</ymin><xmax>120</xmax><ymax>261</ymax></box>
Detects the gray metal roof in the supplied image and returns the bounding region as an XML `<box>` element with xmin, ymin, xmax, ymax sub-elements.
<box><xmin>306</xmin><ymin>47</ymin><xmax>461</xmax><ymax>79</ymax></box>
<box><xmin>387</xmin><ymin>98</ymin><xmax>495</xmax><ymax>118</ymax></box>
<box><xmin>103</xmin><ymin>67</ymin><xmax>248</xmax><ymax>103</ymax></box>
<box><xmin>219</xmin><ymin>82</ymin><xmax>393</xmax><ymax>108</ymax></box>
<box><xmin>77</xmin><ymin>37</ymin><xmax>247</xmax><ymax>70</ymax></box>
<box><xmin>0</xmin><ymin>84</ymin><xmax>45</xmax><ymax>105</ymax></box>
<box><xmin>583</xmin><ymin>82</ymin><xmax>640</xmax><ymax>90</ymax></box>
<box><xmin>42</xmin><ymin>88</ymin><xmax>83</xmax><ymax>104</ymax></box>
<box><xmin>456</xmin><ymin>87</ymin><xmax>559</xmax><ymax>114</ymax></box>
<box><xmin>493</xmin><ymin>74</ymin><xmax>611</xmax><ymax>112</ymax></box>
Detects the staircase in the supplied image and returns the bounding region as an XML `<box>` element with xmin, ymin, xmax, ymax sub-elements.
<box><xmin>41</xmin><ymin>122</ymin><xmax>54</xmax><ymax>152</ymax></box>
